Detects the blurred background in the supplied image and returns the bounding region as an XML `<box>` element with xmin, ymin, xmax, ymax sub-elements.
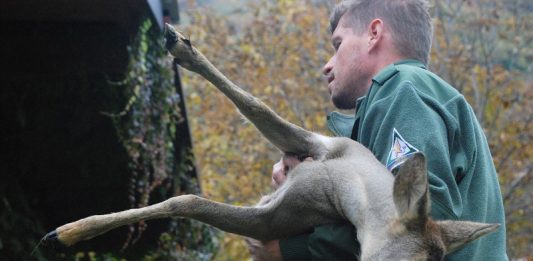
<box><xmin>1</xmin><ymin>0</ymin><xmax>531</xmax><ymax>260</ymax></box>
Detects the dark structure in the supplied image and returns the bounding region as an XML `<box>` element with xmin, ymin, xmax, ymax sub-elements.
<box><xmin>0</xmin><ymin>0</ymin><xmax>196</xmax><ymax>259</ymax></box>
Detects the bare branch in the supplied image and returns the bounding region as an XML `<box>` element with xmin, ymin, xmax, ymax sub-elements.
<box><xmin>503</xmin><ymin>165</ymin><xmax>532</xmax><ymax>202</ymax></box>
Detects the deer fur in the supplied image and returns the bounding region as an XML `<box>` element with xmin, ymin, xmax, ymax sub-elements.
<box><xmin>43</xmin><ymin>24</ymin><xmax>499</xmax><ymax>260</ymax></box>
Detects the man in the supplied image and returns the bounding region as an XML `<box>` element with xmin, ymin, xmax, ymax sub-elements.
<box><xmin>248</xmin><ymin>0</ymin><xmax>507</xmax><ymax>260</ymax></box>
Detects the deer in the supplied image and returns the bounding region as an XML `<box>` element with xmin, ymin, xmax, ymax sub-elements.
<box><xmin>42</xmin><ymin>24</ymin><xmax>499</xmax><ymax>260</ymax></box>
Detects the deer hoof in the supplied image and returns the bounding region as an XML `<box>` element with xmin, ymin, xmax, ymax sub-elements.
<box><xmin>42</xmin><ymin>230</ymin><xmax>59</xmax><ymax>245</ymax></box>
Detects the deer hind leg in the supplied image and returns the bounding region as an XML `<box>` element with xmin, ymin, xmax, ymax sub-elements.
<box><xmin>164</xmin><ymin>24</ymin><xmax>327</xmax><ymax>157</ymax></box>
<box><xmin>171</xmin><ymin>171</ymin><xmax>340</xmax><ymax>241</ymax></box>
<box><xmin>247</xmin><ymin>161</ymin><xmax>345</xmax><ymax>237</ymax></box>
<box><xmin>166</xmin><ymin>194</ymin><xmax>283</xmax><ymax>240</ymax></box>
<box><xmin>49</xmin><ymin>194</ymin><xmax>274</xmax><ymax>246</ymax></box>
<box><xmin>48</xmin><ymin>194</ymin><xmax>306</xmax><ymax>246</ymax></box>
<box><xmin>50</xmin><ymin>163</ymin><xmax>341</xmax><ymax>246</ymax></box>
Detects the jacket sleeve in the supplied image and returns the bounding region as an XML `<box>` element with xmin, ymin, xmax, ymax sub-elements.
<box><xmin>361</xmin><ymin>81</ymin><xmax>464</xmax><ymax>220</ymax></box>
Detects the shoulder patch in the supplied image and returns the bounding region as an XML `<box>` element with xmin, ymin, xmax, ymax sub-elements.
<box><xmin>386</xmin><ymin>128</ymin><xmax>419</xmax><ymax>171</ymax></box>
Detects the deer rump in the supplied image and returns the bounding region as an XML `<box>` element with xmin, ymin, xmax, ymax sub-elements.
<box><xmin>43</xmin><ymin>24</ymin><xmax>499</xmax><ymax>260</ymax></box>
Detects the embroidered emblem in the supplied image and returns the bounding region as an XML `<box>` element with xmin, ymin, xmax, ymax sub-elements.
<box><xmin>386</xmin><ymin>128</ymin><xmax>419</xmax><ymax>171</ymax></box>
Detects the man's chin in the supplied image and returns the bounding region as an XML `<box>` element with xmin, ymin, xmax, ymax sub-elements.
<box><xmin>331</xmin><ymin>96</ymin><xmax>356</xmax><ymax>110</ymax></box>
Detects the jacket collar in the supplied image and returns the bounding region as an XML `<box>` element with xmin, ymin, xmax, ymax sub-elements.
<box><xmin>327</xmin><ymin>111</ymin><xmax>355</xmax><ymax>137</ymax></box>
<box><xmin>327</xmin><ymin>60</ymin><xmax>426</xmax><ymax>137</ymax></box>
<box><xmin>372</xmin><ymin>59</ymin><xmax>425</xmax><ymax>86</ymax></box>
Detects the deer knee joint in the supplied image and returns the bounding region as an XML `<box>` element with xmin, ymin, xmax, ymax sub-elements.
<box><xmin>165</xmin><ymin>194</ymin><xmax>199</xmax><ymax>216</ymax></box>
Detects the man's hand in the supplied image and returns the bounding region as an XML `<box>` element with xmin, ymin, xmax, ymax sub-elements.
<box><xmin>247</xmin><ymin>156</ymin><xmax>314</xmax><ymax>260</ymax></box>
<box><xmin>272</xmin><ymin>155</ymin><xmax>313</xmax><ymax>189</ymax></box>
<box><xmin>246</xmin><ymin>238</ymin><xmax>283</xmax><ymax>261</ymax></box>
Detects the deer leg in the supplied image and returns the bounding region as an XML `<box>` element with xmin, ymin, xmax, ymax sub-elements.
<box><xmin>47</xmin><ymin>198</ymin><xmax>177</xmax><ymax>246</ymax></box>
<box><xmin>164</xmin><ymin>24</ymin><xmax>327</xmax><ymax>157</ymax></box>
<box><xmin>165</xmin><ymin>162</ymin><xmax>342</xmax><ymax>240</ymax></box>
<box><xmin>47</xmin><ymin>195</ymin><xmax>264</xmax><ymax>246</ymax></box>
<box><xmin>47</xmin><ymin>162</ymin><xmax>341</xmax><ymax>246</ymax></box>
<box><xmin>165</xmin><ymin>195</ymin><xmax>284</xmax><ymax>240</ymax></box>
<box><xmin>47</xmin><ymin>193</ymin><xmax>299</xmax><ymax>246</ymax></box>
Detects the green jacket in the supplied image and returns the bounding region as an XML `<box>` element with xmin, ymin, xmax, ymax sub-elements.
<box><xmin>280</xmin><ymin>60</ymin><xmax>507</xmax><ymax>260</ymax></box>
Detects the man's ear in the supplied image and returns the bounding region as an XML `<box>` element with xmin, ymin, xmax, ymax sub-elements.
<box><xmin>436</xmin><ymin>220</ymin><xmax>500</xmax><ymax>254</ymax></box>
<box><xmin>367</xmin><ymin>19</ymin><xmax>384</xmax><ymax>52</ymax></box>
<box><xmin>392</xmin><ymin>153</ymin><xmax>429</xmax><ymax>222</ymax></box>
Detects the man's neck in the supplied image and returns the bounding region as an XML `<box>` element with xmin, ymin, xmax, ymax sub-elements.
<box><xmin>370</xmin><ymin>55</ymin><xmax>405</xmax><ymax>79</ymax></box>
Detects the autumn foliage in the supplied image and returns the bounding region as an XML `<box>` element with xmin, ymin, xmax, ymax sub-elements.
<box><xmin>177</xmin><ymin>0</ymin><xmax>531</xmax><ymax>259</ymax></box>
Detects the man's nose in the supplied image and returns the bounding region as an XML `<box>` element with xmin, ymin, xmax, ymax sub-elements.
<box><xmin>322</xmin><ymin>56</ymin><xmax>334</xmax><ymax>76</ymax></box>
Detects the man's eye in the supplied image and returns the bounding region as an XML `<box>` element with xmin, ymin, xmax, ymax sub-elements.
<box><xmin>334</xmin><ymin>42</ymin><xmax>341</xmax><ymax>51</ymax></box>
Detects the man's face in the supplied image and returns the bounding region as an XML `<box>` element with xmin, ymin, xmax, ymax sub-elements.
<box><xmin>323</xmin><ymin>16</ymin><xmax>373</xmax><ymax>110</ymax></box>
